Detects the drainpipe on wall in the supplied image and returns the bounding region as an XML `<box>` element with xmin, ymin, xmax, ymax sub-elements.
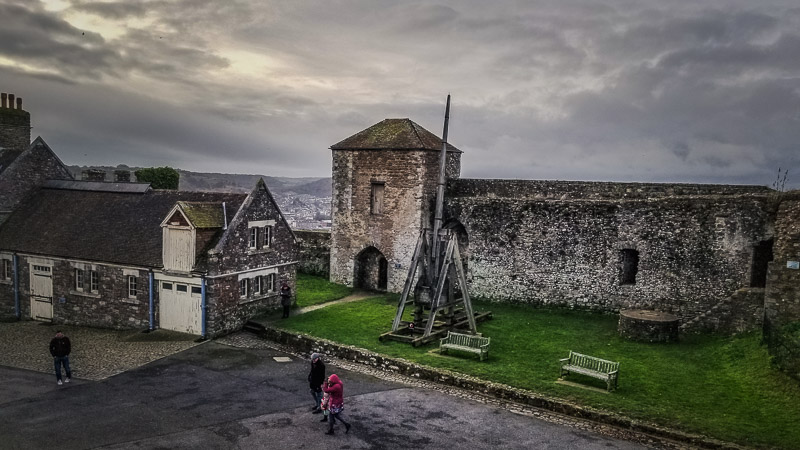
<box><xmin>201</xmin><ymin>276</ymin><xmax>207</xmax><ymax>339</ymax></box>
<box><xmin>13</xmin><ymin>254</ymin><xmax>20</xmax><ymax>319</ymax></box>
<box><xmin>148</xmin><ymin>271</ymin><xmax>154</xmax><ymax>331</ymax></box>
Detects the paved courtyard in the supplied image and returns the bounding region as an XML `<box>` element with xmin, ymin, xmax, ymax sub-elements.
<box><xmin>0</xmin><ymin>328</ymin><xmax>674</xmax><ymax>450</ymax></box>
<box><xmin>0</xmin><ymin>320</ymin><xmax>200</xmax><ymax>380</ymax></box>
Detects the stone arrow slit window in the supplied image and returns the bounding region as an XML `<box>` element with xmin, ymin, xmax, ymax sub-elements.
<box><xmin>620</xmin><ymin>249</ymin><xmax>639</xmax><ymax>285</ymax></box>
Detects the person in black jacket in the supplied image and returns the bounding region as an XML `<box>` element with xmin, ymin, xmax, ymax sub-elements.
<box><xmin>308</xmin><ymin>352</ymin><xmax>326</xmax><ymax>414</ymax></box>
<box><xmin>280</xmin><ymin>282</ymin><xmax>292</xmax><ymax>318</ymax></box>
<box><xmin>49</xmin><ymin>330</ymin><xmax>72</xmax><ymax>385</ymax></box>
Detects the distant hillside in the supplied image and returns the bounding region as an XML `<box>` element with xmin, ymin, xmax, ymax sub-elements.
<box><xmin>67</xmin><ymin>165</ymin><xmax>331</xmax><ymax>197</ymax></box>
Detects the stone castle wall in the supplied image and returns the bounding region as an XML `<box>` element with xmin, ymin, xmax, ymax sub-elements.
<box><xmin>764</xmin><ymin>193</ymin><xmax>800</xmax><ymax>378</ymax></box>
<box><xmin>295</xmin><ymin>230</ymin><xmax>331</xmax><ymax>277</ymax></box>
<box><xmin>444</xmin><ymin>179</ymin><xmax>774</xmax><ymax>329</ymax></box>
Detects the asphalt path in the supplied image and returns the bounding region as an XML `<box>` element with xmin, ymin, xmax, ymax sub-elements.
<box><xmin>0</xmin><ymin>341</ymin><xmax>649</xmax><ymax>450</ymax></box>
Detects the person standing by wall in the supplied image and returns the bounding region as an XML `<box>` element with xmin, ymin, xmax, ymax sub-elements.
<box><xmin>280</xmin><ymin>282</ymin><xmax>292</xmax><ymax>318</ymax></box>
<box><xmin>49</xmin><ymin>330</ymin><xmax>72</xmax><ymax>386</ymax></box>
<box><xmin>308</xmin><ymin>352</ymin><xmax>326</xmax><ymax>413</ymax></box>
<box><xmin>322</xmin><ymin>373</ymin><xmax>351</xmax><ymax>435</ymax></box>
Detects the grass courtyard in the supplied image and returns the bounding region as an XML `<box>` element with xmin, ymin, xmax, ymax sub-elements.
<box><xmin>282</xmin><ymin>275</ymin><xmax>800</xmax><ymax>449</ymax></box>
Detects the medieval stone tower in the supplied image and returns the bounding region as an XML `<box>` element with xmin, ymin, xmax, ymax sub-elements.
<box><xmin>329</xmin><ymin>118</ymin><xmax>462</xmax><ymax>292</ymax></box>
<box><xmin>0</xmin><ymin>92</ymin><xmax>31</xmax><ymax>154</ymax></box>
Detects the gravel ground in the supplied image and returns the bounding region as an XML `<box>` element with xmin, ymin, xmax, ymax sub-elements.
<box><xmin>0</xmin><ymin>320</ymin><xmax>200</xmax><ymax>381</ymax></box>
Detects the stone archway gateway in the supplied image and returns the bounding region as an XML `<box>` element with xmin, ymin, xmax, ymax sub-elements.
<box><xmin>354</xmin><ymin>246</ymin><xmax>388</xmax><ymax>291</ymax></box>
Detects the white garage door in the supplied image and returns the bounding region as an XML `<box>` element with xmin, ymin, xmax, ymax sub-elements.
<box><xmin>159</xmin><ymin>281</ymin><xmax>202</xmax><ymax>335</ymax></box>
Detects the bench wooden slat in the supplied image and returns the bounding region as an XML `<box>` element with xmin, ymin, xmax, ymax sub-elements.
<box><xmin>559</xmin><ymin>350</ymin><xmax>619</xmax><ymax>391</ymax></box>
<box><xmin>440</xmin><ymin>331</ymin><xmax>490</xmax><ymax>361</ymax></box>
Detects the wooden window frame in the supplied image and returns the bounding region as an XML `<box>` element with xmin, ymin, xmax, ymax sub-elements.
<box><xmin>262</xmin><ymin>226</ymin><xmax>273</xmax><ymax>248</ymax></box>
<box><xmin>2</xmin><ymin>259</ymin><xmax>11</xmax><ymax>280</ymax></box>
<box><xmin>371</xmin><ymin>182</ymin><xmax>385</xmax><ymax>215</ymax></box>
<box><xmin>128</xmin><ymin>275</ymin><xmax>138</xmax><ymax>298</ymax></box>
<box><xmin>90</xmin><ymin>270</ymin><xmax>99</xmax><ymax>293</ymax></box>
<box><xmin>249</xmin><ymin>227</ymin><xmax>258</xmax><ymax>249</ymax></box>
<box><xmin>265</xmin><ymin>273</ymin><xmax>275</xmax><ymax>293</ymax></box>
<box><xmin>75</xmin><ymin>268</ymin><xmax>84</xmax><ymax>291</ymax></box>
<box><xmin>239</xmin><ymin>278</ymin><xmax>248</xmax><ymax>298</ymax></box>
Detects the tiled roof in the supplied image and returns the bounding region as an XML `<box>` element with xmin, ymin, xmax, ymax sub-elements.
<box><xmin>330</xmin><ymin>118</ymin><xmax>461</xmax><ymax>152</ymax></box>
<box><xmin>0</xmin><ymin>188</ymin><xmax>246</xmax><ymax>268</ymax></box>
<box><xmin>44</xmin><ymin>179</ymin><xmax>151</xmax><ymax>193</ymax></box>
<box><xmin>178</xmin><ymin>201</ymin><xmax>226</xmax><ymax>228</ymax></box>
<box><xmin>0</xmin><ymin>148</ymin><xmax>22</xmax><ymax>176</ymax></box>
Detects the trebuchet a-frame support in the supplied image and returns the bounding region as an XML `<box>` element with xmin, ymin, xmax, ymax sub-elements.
<box><xmin>379</xmin><ymin>96</ymin><xmax>491</xmax><ymax>346</ymax></box>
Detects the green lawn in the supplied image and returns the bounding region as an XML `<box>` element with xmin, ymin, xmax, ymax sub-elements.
<box><xmin>294</xmin><ymin>273</ymin><xmax>354</xmax><ymax>308</ymax></box>
<box><xmin>285</xmin><ymin>275</ymin><xmax>800</xmax><ymax>448</ymax></box>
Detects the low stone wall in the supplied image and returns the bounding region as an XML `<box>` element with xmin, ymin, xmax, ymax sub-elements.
<box><xmin>257</xmin><ymin>325</ymin><xmax>739</xmax><ymax>449</ymax></box>
<box><xmin>294</xmin><ymin>230</ymin><xmax>330</xmax><ymax>277</ymax></box>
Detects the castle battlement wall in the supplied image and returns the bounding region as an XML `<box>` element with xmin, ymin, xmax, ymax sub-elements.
<box><xmin>448</xmin><ymin>178</ymin><xmax>773</xmax><ymax>200</ymax></box>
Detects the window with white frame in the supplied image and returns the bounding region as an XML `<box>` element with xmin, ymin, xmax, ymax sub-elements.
<box><xmin>239</xmin><ymin>278</ymin><xmax>248</xmax><ymax>298</ymax></box>
<box><xmin>90</xmin><ymin>270</ymin><xmax>99</xmax><ymax>292</ymax></box>
<box><xmin>253</xmin><ymin>276</ymin><xmax>261</xmax><ymax>295</ymax></box>
<box><xmin>128</xmin><ymin>275</ymin><xmax>138</xmax><ymax>297</ymax></box>
<box><xmin>1</xmin><ymin>259</ymin><xmax>11</xmax><ymax>281</ymax></box>
<box><xmin>249</xmin><ymin>227</ymin><xmax>259</xmax><ymax>249</ymax></box>
<box><xmin>263</xmin><ymin>226</ymin><xmax>273</xmax><ymax>248</ymax></box>
<box><xmin>265</xmin><ymin>273</ymin><xmax>275</xmax><ymax>293</ymax></box>
<box><xmin>75</xmin><ymin>268</ymin><xmax>84</xmax><ymax>291</ymax></box>
<box><xmin>191</xmin><ymin>286</ymin><xmax>202</xmax><ymax>296</ymax></box>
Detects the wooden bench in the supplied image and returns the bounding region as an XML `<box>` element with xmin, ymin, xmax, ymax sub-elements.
<box><xmin>440</xmin><ymin>331</ymin><xmax>490</xmax><ymax>361</ymax></box>
<box><xmin>559</xmin><ymin>351</ymin><xmax>619</xmax><ymax>391</ymax></box>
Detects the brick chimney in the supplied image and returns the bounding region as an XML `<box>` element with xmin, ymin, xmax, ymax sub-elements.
<box><xmin>0</xmin><ymin>92</ymin><xmax>31</xmax><ymax>153</ymax></box>
<box><xmin>82</xmin><ymin>169</ymin><xmax>107</xmax><ymax>182</ymax></box>
<box><xmin>114</xmin><ymin>170</ymin><xmax>131</xmax><ymax>182</ymax></box>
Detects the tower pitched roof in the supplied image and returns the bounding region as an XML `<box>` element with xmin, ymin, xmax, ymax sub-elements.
<box><xmin>330</xmin><ymin>118</ymin><xmax>461</xmax><ymax>152</ymax></box>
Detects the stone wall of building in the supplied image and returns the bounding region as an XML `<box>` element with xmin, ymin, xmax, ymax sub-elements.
<box><xmin>295</xmin><ymin>230</ymin><xmax>331</xmax><ymax>277</ymax></box>
<box><xmin>203</xmin><ymin>181</ymin><xmax>298</xmax><ymax>336</ymax></box>
<box><xmin>444</xmin><ymin>179</ymin><xmax>774</xmax><ymax>330</ymax></box>
<box><xmin>0</xmin><ymin>255</ymin><xmax>150</xmax><ymax>328</ymax></box>
<box><xmin>0</xmin><ymin>139</ymin><xmax>73</xmax><ymax>222</ymax></box>
<box><xmin>205</xmin><ymin>264</ymin><xmax>293</xmax><ymax>337</ymax></box>
<box><xmin>329</xmin><ymin>149</ymin><xmax>460</xmax><ymax>292</ymax></box>
<box><xmin>764</xmin><ymin>193</ymin><xmax>800</xmax><ymax>379</ymax></box>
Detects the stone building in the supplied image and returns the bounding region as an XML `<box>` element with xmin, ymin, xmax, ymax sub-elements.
<box><xmin>0</xmin><ymin>178</ymin><xmax>298</xmax><ymax>337</ymax></box>
<box><xmin>329</xmin><ymin>118</ymin><xmax>461</xmax><ymax>292</ymax></box>
<box><xmin>0</xmin><ymin>93</ymin><xmax>298</xmax><ymax>337</ymax></box>
<box><xmin>0</xmin><ymin>92</ymin><xmax>73</xmax><ymax>225</ymax></box>
<box><xmin>328</xmin><ymin>117</ymin><xmax>800</xmax><ymax>341</ymax></box>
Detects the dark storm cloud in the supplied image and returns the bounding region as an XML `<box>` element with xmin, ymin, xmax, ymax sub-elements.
<box><xmin>1</xmin><ymin>0</ymin><xmax>798</xmax><ymax>187</ymax></box>
<box><xmin>0</xmin><ymin>3</ymin><xmax>117</xmax><ymax>80</ymax></box>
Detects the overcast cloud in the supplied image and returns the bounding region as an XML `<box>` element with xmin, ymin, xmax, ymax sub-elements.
<box><xmin>1</xmin><ymin>0</ymin><xmax>798</xmax><ymax>188</ymax></box>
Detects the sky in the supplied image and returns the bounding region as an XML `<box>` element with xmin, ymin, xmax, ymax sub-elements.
<box><xmin>1</xmin><ymin>0</ymin><xmax>799</xmax><ymax>189</ymax></box>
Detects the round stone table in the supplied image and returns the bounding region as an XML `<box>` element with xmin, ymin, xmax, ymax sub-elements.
<box><xmin>618</xmin><ymin>309</ymin><xmax>679</xmax><ymax>343</ymax></box>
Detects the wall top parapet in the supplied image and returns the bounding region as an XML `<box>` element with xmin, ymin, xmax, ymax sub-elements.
<box><xmin>447</xmin><ymin>178</ymin><xmax>774</xmax><ymax>201</ymax></box>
